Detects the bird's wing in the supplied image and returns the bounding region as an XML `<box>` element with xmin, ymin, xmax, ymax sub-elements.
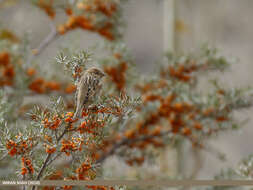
<box><xmin>79</xmin><ymin>75</ymin><xmax>90</xmax><ymax>105</ymax></box>
<box><xmin>74</xmin><ymin>74</ymin><xmax>89</xmax><ymax>117</ymax></box>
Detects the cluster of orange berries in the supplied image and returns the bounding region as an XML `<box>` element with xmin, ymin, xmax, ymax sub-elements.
<box><xmin>157</xmin><ymin>95</ymin><xmax>194</xmax><ymax>134</ymax></box>
<box><xmin>0</xmin><ymin>49</ymin><xmax>77</xmax><ymax>95</ymax></box>
<box><xmin>95</xmin><ymin>123</ymin><xmax>164</xmax><ymax>166</ymax></box>
<box><xmin>37</xmin><ymin>0</ymin><xmax>55</xmax><ymax>19</ymax></box>
<box><xmin>160</xmin><ymin>61</ymin><xmax>198</xmax><ymax>82</ymax></box>
<box><xmin>64</xmin><ymin>83</ymin><xmax>77</xmax><ymax>94</ymax></box>
<box><xmin>43</xmin><ymin>135</ymin><xmax>56</xmax><ymax>154</ymax></box>
<box><xmin>5</xmin><ymin>138</ymin><xmax>32</xmax><ymax>157</ymax></box>
<box><xmin>87</xmin><ymin>105</ymin><xmax>123</xmax><ymax>117</ymax></box>
<box><xmin>57</xmin><ymin>16</ymin><xmax>115</xmax><ymax>41</ymax></box>
<box><xmin>38</xmin><ymin>0</ymin><xmax>118</xmax><ymax>20</ymax></box>
<box><xmin>93</xmin><ymin>75</ymin><xmax>230</xmax><ymax>166</ymax></box>
<box><xmin>28</xmin><ymin>77</ymin><xmax>60</xmax><ymax>94</ymax></box>
<box><xmin>135</xmin><ymin>79</ymin><xmax>168</xmax><ymax>94</ymax></box>
<box><xmin>42</xmin><ymin>112</ymin><xmax>78</xmax><ymax>132</ymax></box>
<box><xmin>76</xmin><ymin>162</ymin><xmax>92</xmax><ymax>180</ymax></box>
<box><xmin>126</xmin><ymin>156</ymin><xmax>145</xmax><ymax>166</ymax></box>
<box><xmin>104</xmin><ymin>54</ymin><xmax>128</xmax><ymax>91</ymax></box>
<box><xmin>60</xmin><ymin>139</ymin><xmax>78</xmax><ymax>156</ymax></box>
<box><xmin>0</xmin><ymin>51</ymin><xmax>15</xmax><ymax>86</ymax></box>
<box><xmin>21</xmin><ymin>157</ymin><xmax>34</xmax><ymax>175</ymax></box>
<box><xmin>76</xmin><ymin>162</ymin><xmax>114</xmax><ymax>190</ymax></box>
<box><xmin>145</xmin><ymin>92</ymin><xmax>229</xmax><ymax>139</ymax></box>
<box><xmin>5</xmin><ymin>140</ymin><xmax>18</xmax><ymax>156</ymax></box>
<box><xmin>77</xmin><ymin>120</ymin><xmax>105</xmax><ymax>134</ymax></box>
<box><xmin>121</xmin><ymin>117</ymin><xmax>164</xmax><ymax>153</ymax></box>
<box><xmin>56</xmin><ymin>1</ymin><xmax>119</xmax><ymax>40</ymax></box>
<box><xmin>43</xmin><ymin>134</ymin><xmax>52</xmax><ymax>143</ymax></box>
<box><xmin>64</xmin><ymin>112</ymin><xmax>78</xmax><ymax>131</ymax></box>
<box><xmin>0</xmin><ymin>51</ymin><xmax>77</xmax><ymax>95</ymax></box>
<box><xmin>45</xmin><ymin>144</ymin><xmax>56</xmax><ymax>154</ymax></box>
<box><xmin>72</xmin><ymin>66</ymin><xmax>83</xmax><ymax>80</ymax></box>
<box><xmin>57</xmin><ymin>15</ymin><xmax>94</xmax><ymax>35</ymax></box>
<box><xmin>77</xmin><ymin>0</ymin><xmax>117</xmax><ymax>17</ymax></box>
<box><xmin>43</xmin><ymin>115</ymin><xmax>62</xmax><ymax>130</ymax></box>
<box><xmin>115</xmin><ymin>91</ymin><xmax>229</xmax><ymax>164</ymax></box>
<box><xmin>64</xmin><ymin>112</ymin><xmax>77</xmax><ymax>123</ymax></box>
<box><xmin>27</xmin><ymin>71</ymin><xmax>76</xmax><ymax>95</ymax></box>
<box><xmin>89</xmin><ymin>102</ymin><xmax>170</xmax><ymax>166</ymax></box>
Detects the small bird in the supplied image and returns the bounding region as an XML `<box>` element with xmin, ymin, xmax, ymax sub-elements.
<box><xmin>74</xmin><ymin>67</ymin><xmax>105</xmax><ymax>118</ymax></box>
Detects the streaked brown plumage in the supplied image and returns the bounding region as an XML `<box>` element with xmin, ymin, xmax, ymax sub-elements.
<box><xmin>74</xmin><ymin>67</ymin><xmax>105</xmax><ymax>118</ymax></box>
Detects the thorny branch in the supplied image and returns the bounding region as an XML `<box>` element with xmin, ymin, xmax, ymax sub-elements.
<box><xmin>46</xmin><ymin>152</ymin><xmax>63</xmax><ymax>167</ymax></box>
<box><xmin>35</xmin><ymin>154</ymin><xmax>51</xmax><ymax>181</ymax></box>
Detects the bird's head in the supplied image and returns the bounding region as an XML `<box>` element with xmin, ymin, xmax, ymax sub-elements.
<box><xmin>87</xmin><ymin>67</ymin><xmax>105</xmax><ymax>79</ymax></box>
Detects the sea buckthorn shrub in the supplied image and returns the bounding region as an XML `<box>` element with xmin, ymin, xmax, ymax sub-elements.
<box><xmin>0</xmin><ymin>1</ymin><xmax>253</xmax><ymax>190</ymax></box>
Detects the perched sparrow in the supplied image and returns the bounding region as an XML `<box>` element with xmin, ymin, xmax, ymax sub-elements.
<box><xmin>74</xmin><ymin>67</ymin><xmax>105</xmax><ymax>118</ymax></box>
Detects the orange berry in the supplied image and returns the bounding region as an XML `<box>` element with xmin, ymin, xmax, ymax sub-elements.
<box><xmin>0</xmin><ymin>51</ymin><xmax>10</xmax><ymax>66</ymax></box>
<box><xmin>169</xmin><ymin>66</ymin><xmax>176</xmax><ymax>76</ymax></box>
<box><xmin>124</xmin><ymin>129</ymin><xmax>135</xmax><ymax>139</ymax></box>
<box><xmin>65</xmin><ymin>84</ymin><xmax>76</xmax><ymax>94</ymax></box>
<box><xmin>178</xmin><ymin>65</ymin><xmax>185</xmax><ymax>73</ymax></box>
<box><xmin>76</xmin><ymin>16</ymin><xmax>94</xmax><ymax>31</ymax></box>
<box><xmin>44</xmin><ymin>135</ymin><xmax>53</xmax><ymax>143</ymax></box>
<box><xmin>152</xmin><ymin>126</ymin><xmax>161</xmax><ymax>136</ymax></box>
<box><xmin>173</xmin><ymin>102</ymin><xmax>184</xmax><ymax>112</ymax></box>
<box><xmin>98</xmin><ymin>28</ymin><xmax>114</xmax><ymax>40</ymax></box>
<box><xmin>65</xmin><ymin>8</ymin><xmax>72</xmax><ymax>15</ymax></box>
<box><xmin>136</xmin><ymin>157</ymin><xmax>145</xmax><ymax>165</ymax></box>
<box><xmin>194</xmin><ymin>122</ymin><xmax>202</xmax><ymax>130</ymax></box>
<box><xmin>28</xmin><ymin>77</ymin><xmax>45</xmax><ymax>94</ymax></box>
<box><xmin>45</xmin><ymin>81</ymin><xmax>61</xmax><ymax>91</ymax></box>
<box><xmin>46</xmin><ymin>146</ymin><xmax>56</xmax><ymax>154</ymax></box>
<box><xmin>182</xmin><ymin>127</ymin><xmax>192</xmax><ymax>136</ymax></box>
<box><xmin>114</xmin><ymin>53</ymin><xmax>121</xmax><ymax>59</ymax></box>
<box><xmin>8</xmin><ymin>147</ymin><xmax>17</xmax><ymax>156</ymax></box>
<box><xmin>21</xmin><ymin>167</ymin><xmax>28</xmax><ymax>175</ymax></box>
<box><xmin>26</xmin><ymin>68</ymin><xmax>36</xmax><ymax>76</ymax></box>
<box><xmin>57</xmin><ymin>25</ymin><xmax>66</xmax><ymax>35</ymax></box>
<box><xmin>180</xmin><ymin>74</ymin><xmax>191</xmax><ymax>82</ymax></box>
<box><xmin>216</xmin><ymin>116</ymin><xmax>228</xmax><ymax>122</ymax></box>
<box><xmin>3</xmin><ymin>65</ymin><xmax>15</xmax><ymax>78</ymax></box>
<box><xmin>143</xmin><ymin>94</ymin><xmax>162</xmax><ymax>103</ymax></box>
<box><xmin>65</xmin><ymin>16</ymin><xmax>77</xmax><ymax>29</ymax></box>
<box><xmin>203</xmin><ymin>107</ymin><xmax>215</xmax><ymax>116</ymax></box>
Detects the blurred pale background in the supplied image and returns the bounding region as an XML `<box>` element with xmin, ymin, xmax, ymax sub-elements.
<box><xmin>175</xmin><ymin>0</ymin><xmax>253</xmax><ymax>179</ymax></box>
<box><xmin>1</xmin><ymin>0</ymin><xmax>253</xmax><ymax>179</ymax></box>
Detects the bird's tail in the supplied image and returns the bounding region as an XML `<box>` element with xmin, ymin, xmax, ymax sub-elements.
<box><xmin>73</xmin><ymin>105</ymin><xmax>82</xmax><ymax>119</ymax></box>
